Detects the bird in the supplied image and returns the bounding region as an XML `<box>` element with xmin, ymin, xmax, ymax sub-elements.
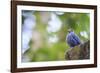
<box><xmin>66</xmin><ymin>29</ymin><xmax>81</xmax><ymax>48</ymax></box>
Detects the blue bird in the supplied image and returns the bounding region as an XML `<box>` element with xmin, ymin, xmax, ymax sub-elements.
<box><xmin>66</xmin><ymin>29</ymin><xmax>81</xmax><ymax>48</ymax></box>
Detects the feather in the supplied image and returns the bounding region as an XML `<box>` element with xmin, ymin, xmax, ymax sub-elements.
<box><xmin>66</xmin><ymin>31</ymin><xmax>81</xmax><ymax>48</ymax></box>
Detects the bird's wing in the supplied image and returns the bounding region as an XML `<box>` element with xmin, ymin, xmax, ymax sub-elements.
<box><xmin>71</xmin><ymin>32</ymin><xmax>81</xmax><ymax>44</ymax></box>
<box><xmin>67</xmin><ymin>33</ymin><xmax>77</xmax><ymax>47</ymax></box>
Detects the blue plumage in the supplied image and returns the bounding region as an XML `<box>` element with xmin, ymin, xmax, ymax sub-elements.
<box><xmin>66</xmin><ymin>31</ymin><xmax>81</xmax><ymax>48</ymax></box>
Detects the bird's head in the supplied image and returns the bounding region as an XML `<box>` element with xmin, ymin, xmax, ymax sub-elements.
<box><xmin>68</xmin><ymin>29</ymin><xmax>73</xmax><ymax>33</ymax></box>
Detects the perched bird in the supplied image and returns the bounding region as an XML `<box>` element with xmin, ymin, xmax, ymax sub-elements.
<box><xmin>66</xmin><ymin>29</ymin><xmax>81</xmax><ymax>48</ymax></box>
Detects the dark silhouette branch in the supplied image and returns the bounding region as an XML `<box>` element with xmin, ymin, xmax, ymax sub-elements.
<box><xmin>65</xmin><ymin>40</ymin><xmax>90</xmax><ymax>60</ymax></box>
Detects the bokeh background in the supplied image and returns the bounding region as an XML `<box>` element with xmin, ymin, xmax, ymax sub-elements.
<box><xmin>21</xmin><ymin>10</ymin><xmax>90</xmax><ymax>62</ymax></box>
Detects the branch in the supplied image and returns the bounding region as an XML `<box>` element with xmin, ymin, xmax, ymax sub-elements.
<box><xmin>65</xmin><ymin>40</ymin><xmax>90</xmax><ymax>60</ymax></box>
